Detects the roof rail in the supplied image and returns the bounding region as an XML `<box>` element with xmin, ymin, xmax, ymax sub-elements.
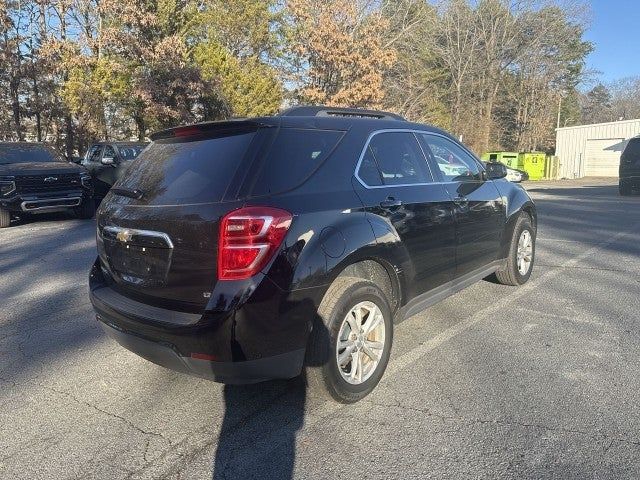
<box><xmin>280</xmin><ymin>105</ymin><xmax>405</xmax><ymax>121</ymax></box>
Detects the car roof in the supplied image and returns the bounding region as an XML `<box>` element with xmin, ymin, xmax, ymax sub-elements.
<box><xmin>91</xmin><ymin>141</ymin><xmax>148</xmax><ymax>146</ymax></box>
<box><xmin>151</xmin><ymin>108</ymin><xmax>457</xmax><ymax>143</ymax></box>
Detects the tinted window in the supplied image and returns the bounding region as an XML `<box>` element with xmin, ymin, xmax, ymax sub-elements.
<box><xmin>116</xmin><ymin>130</ymin><xmax>257</xmax><ymax>205</ymax></box>
<box><xmin>103</xmin><ymin>145</ymin><xmax>116</xmax><ymax>159</ymax></box>
<box><xmin>86</xmin><ymin>145</ymin><xmax>102</xmax><ymax>163</ymax></box>
<box><xmin>117</xmin><ymin>145</ymin><xmax>145</xmax><ymax>161</ymax></box>
<box><xmin>0</xmin><ymin>144</ymin><xmax>63</xmax><ymax>164</ymax></box>
<box><xmin>366</xmin><ymin>132</ymin><xmax>433</xmax><ymax>185</ymax></box>
<box><xmin>622</xmin><ymin>138</ymin><xmax>640</xmax><ymax>164</ymax></box>
<box><xmin>357</xmin><ymin>146</ymin><xmax>383</xmax><ymax>186</ymax></box>
<box><xmin>251</xmin><ymin>129</ymin><xmax>344</xmax><ymax>196</ymax></box>
<box><xmin>421</xmin><ymin>135</ymin><xmax>481</xmax><ymax>182</ymax></box>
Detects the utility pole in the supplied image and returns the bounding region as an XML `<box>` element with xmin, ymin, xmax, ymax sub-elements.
<box><xmin>556</xmin><ymin>94</ymin><xmax>562</xmax><ymax>129</ymax></box>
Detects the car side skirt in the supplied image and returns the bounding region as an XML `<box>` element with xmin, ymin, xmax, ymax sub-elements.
<box><xmin>396</xmin><ymin>259</ymin><xmax>507</xmax><ymax>322</ymax></box>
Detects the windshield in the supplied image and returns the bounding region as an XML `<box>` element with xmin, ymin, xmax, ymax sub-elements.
<box><xmin>116</xmin><ymin>145</ymin><xmax>146</xmax><ymax>161</ymax></box>
<box><xmin>0</xmin><ymin>144</ymin><xmax>64</xmax><ymax>164</ymax></box>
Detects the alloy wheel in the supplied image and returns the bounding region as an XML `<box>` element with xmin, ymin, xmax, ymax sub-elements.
<box><xmin>336</xmin><ymin>301</ymin><xmax>386</xmax><ymax>385</ymax></box>
<box><xmin>516</xmin><ymin>229</ymin><xmax>533</xmax><ymax>275</ymax></box>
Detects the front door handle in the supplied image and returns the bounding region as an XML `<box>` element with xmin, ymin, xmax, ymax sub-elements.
<box><xmin>380</xmin><ymin>197</ymin><xmax>402</xmax><ymax>208</ymax></box>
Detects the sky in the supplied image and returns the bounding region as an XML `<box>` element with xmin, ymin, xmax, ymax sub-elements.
<box><xmin>584</xmin><ymin>0</ymin><xmax>639</xmax><ymax>83</ymax></box>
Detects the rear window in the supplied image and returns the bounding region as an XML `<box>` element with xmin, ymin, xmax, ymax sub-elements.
<box><xmin>115</xmin><ymin>130</ymin><xmax>257</xmax><ymax>205</ymax></box>
<box><xmin>250</xmin><ymin>128</ymin><xmax>344</xmax><ymax>196</ymax></box>
<box><xmin>0</xmin><ymin>144</ymin><xmax>63</xmax><ymax>164</ymax></box>
<box><xmin>116</xmin><ymin>145</ymin><xmax>146</xmax><ymax>161</ymax></box>
<box><xmin>622</xmin><ymin>139</ymin><xmax>640</xmax><ymax>162</ymax></box>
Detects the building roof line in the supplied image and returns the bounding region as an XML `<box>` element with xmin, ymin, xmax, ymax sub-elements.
<box><xmin>556</xmin><ymin>118</ymin><xmax>640</xmax><ymax>131</ymax></box>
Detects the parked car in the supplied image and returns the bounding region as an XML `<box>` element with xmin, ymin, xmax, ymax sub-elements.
<box><xmin>82</xmin><ymin>142</ymin><xmax>148</xmax><ymax>201</ymax></box>
<box><xmin>89</xmin><ymin>106</ymin><xmax>537</xmax><ymax>403</ymax></box>
<box><xmin>505</xmin><ymin>166</ymin><xmax>529</xmax><ymax>183</ymax></box>
<box><xmin>483</xmin><ymin>161</ymin><xmax>528</xmax><ymax>183</ymax></box>
<box><xmin>0</xmin><ymin>142</ymin><xmax>94</xmax><ymax>228</ymax></box>
<box><xmin>619</xmin><ymin>136</ymin><xmax>640</xmax><ymax>195</ymax></box>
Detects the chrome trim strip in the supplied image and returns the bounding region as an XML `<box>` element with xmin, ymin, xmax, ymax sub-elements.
<box><xmin>0</xmin><ymin>180</ymin><xmax>16</xmax><ymax>196</ymax></box>
<box><xmin>102</xmin><ymin>225</ymin><xmax>174</xmax><ymax>249</ymax></box>
<box><xmin>20</xmin><ymin>197</ymin><xmax>82</xmax><ymax>212</ymax></box>
<box><xmin>353</xmin><ymin>129</ymin><xmax>486</xmax><ymax>189</ymax></box>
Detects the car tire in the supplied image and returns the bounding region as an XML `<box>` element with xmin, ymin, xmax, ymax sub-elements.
<box><xmin>306</xmin><ymin>276</ymin><xmax>393</xmax><ymax>403</ymax></box>
<box><xmin>495</xmin><ymin>213</ymin><xmax>535</xmax><ymax>286</ymax></box>
<box><xmin>74</xmin><ymin>198</ymin><xmax>95</xmax><ymax>219</ymax></box>
<box><xmin>619</xmin><ymin>181</ymin><xmax>632</xmax><ymax>196</ymax></box>
<box><xmin>0</xmin><ymin>207</ymin><xmax>10</xmax><ymax>228</ymax></box>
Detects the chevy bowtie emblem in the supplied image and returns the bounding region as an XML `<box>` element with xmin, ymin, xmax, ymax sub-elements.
<box><xmin>44</xmin><ymin>176</ymin><xmax>58</xmax><ymax>182</ymax></box>
<box><xmin>116</xmin><ymin>229</ymin><xmax>133</xmax><ymax>243</ymax></box>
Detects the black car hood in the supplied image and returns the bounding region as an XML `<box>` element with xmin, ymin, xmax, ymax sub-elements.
<box><xmin>0</xmin><ymin>162</ymin><xmax>85</xmax><ymax>176</ymax></box>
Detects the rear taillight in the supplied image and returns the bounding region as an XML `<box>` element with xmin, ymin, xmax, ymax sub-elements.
<box><xmin>218</xmin><ymin>206</ymin><xmax>293</xmax><ymax>280</ymax></box>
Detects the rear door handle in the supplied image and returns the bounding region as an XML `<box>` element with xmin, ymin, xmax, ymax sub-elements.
<box><xmin>380</xmin><ymin>197</ymin><xmax>402</xmax><ymax>208</ymax></box>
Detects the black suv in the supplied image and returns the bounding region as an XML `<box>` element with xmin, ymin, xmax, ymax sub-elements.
<box><xmin>89</xmin><ymin>107</ymin><xmax>536</xmax><ymax>403</ymax></box>
<box><xmin>0</xmin><ymin>142</ymin><xmax>94</xmax><ymax>228</ymax></box>
<box><xmin>620</xmin><ymin>136</ymin><xmax>640</xmax><ymax>195</ymax></box>
<box><xmin>81</xmin><ymin>142</ymin><xmax>148</xmax><ymax>202</ymax></box>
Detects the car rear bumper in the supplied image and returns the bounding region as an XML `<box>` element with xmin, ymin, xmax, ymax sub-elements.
<box><xmin>98</xmin><ymin>319</ymin><xmax>304</xmax><ymax>384</ymax></box>
<box><xmin>89</xmin><ymin>259</ymin><xmax>320</xmax><ymax>384</ymax></box>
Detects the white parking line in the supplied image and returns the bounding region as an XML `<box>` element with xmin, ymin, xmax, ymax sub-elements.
<box><xmin>386</xmin><ymin>225</ymin><xmax>637</xmax><ymax>377</ymax></box>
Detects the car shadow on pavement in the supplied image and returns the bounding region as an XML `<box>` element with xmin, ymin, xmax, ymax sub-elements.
<box><xmin>212</xmin><ymin>377</ymin><xmax>307</xmax><ymax>480</ymax></box>
<box><xmin>212</xmin><ymin>299</ymin><xmax>330</xmax><ymax>480</ymax></box>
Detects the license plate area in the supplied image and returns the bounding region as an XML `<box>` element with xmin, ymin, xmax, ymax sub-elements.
<box><xmin>101</xmin><ymin>226</ymin><xmax>173</xmax><ymax>287</ymax></box>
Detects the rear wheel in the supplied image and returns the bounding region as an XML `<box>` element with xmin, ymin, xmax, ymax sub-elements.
<box><xmin>495</xmin><ymin>213</ymin><xmax>535</xmax><ymax>286</ymax></box>
<box><xmin>619</xmin><ymin>181</ymin><xmax>632</xmax><ymax>196</ymax></box>
<box><xmin>0</xmin><ymin>207</ymin><xmax>10</xmax><ymax>228</ymax></box>
<box><xmin>306</xmin><ymin>277</ymin><xmax>393</xmax><ymax>403</ymax></box>
<box><xmin>74</xmin><ymin>198</ymin><xmax>95</xmax><ymax>219</ymax></box>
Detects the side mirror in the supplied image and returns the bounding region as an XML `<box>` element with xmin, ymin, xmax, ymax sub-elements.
<box><xmin>485</xmin><ymin>162</ymin><xmax>508</xmax><ymax>180</ymax></box>
<box><xmin>101</xmin><ymin>156</ymin><xmax>115</xmax><ymax>166</ymax></box>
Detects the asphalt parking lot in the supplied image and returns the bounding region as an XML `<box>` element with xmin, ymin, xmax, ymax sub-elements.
<box><xmin>1</xmin><ymin>178</ymin><xmax>639</xmax><ymax>479</ymax></box>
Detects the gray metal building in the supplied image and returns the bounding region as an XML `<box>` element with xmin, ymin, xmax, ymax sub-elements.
<box><xmin>555</xmin><ymin>118</ymin><xmax>640</xmax><ymax>178</ymax></box>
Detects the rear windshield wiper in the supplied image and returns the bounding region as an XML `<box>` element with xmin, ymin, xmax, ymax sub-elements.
<box><xmin>111</xmin><ymin>187</ymin><xmax>144</xmax><ymax>200</ymax></box>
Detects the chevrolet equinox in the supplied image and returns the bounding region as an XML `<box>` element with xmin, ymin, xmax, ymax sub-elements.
<box><xmin>90</xmin><ymin>106</ymin><xmax>537</xmax><ymax>403</ymax></box>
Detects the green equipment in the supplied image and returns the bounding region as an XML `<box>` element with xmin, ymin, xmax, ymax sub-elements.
<box><xmin>518</xmin><ymin>152</ymin><xmax>546</xmax><ymax>180</ymax></box>
<box><xmin>481</xmin><ymin>152</ymin><xmax>519</xmax><ymax>169</ymax></box>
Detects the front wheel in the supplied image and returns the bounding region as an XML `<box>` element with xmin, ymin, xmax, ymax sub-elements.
<box><xmin>495</xmin><ymin>213</ymin><xmax>535</xmax><ymax>286</ymax></box>
<box><xmin>306</xmin><ymin>277</ymin><xmax>393</xmax><ymax>403</ymax></box>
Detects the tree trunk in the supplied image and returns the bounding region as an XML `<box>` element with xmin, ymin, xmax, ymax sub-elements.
<box><xmin>33</xmin><ymin>77</ymin><xmax>42</xmax><ymax>142</ymax></box>
<box><xmin>10</xmin><ymin>80</ymin><xmax>23</xmax><ymax>141</ymax></box>
<box><xmin>478</xmin><ymin>83</ymin><xmax>499</xmax><ymax>154</ymax></box>
<box><xmin>134</xmin><ymin>114</ymin><xmax>146</xmax><ymax>141</ymax></box>
<box><xmin>65</xmin><ymin>114</ymin><xmax>74</xmax><ymax>160</ymax></box>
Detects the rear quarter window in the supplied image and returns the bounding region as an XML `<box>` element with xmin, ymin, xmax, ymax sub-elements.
<box><xmin>249</xmin><ymin>128</ymin><xmax>344</xmax><ymax>196</ymax></box>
